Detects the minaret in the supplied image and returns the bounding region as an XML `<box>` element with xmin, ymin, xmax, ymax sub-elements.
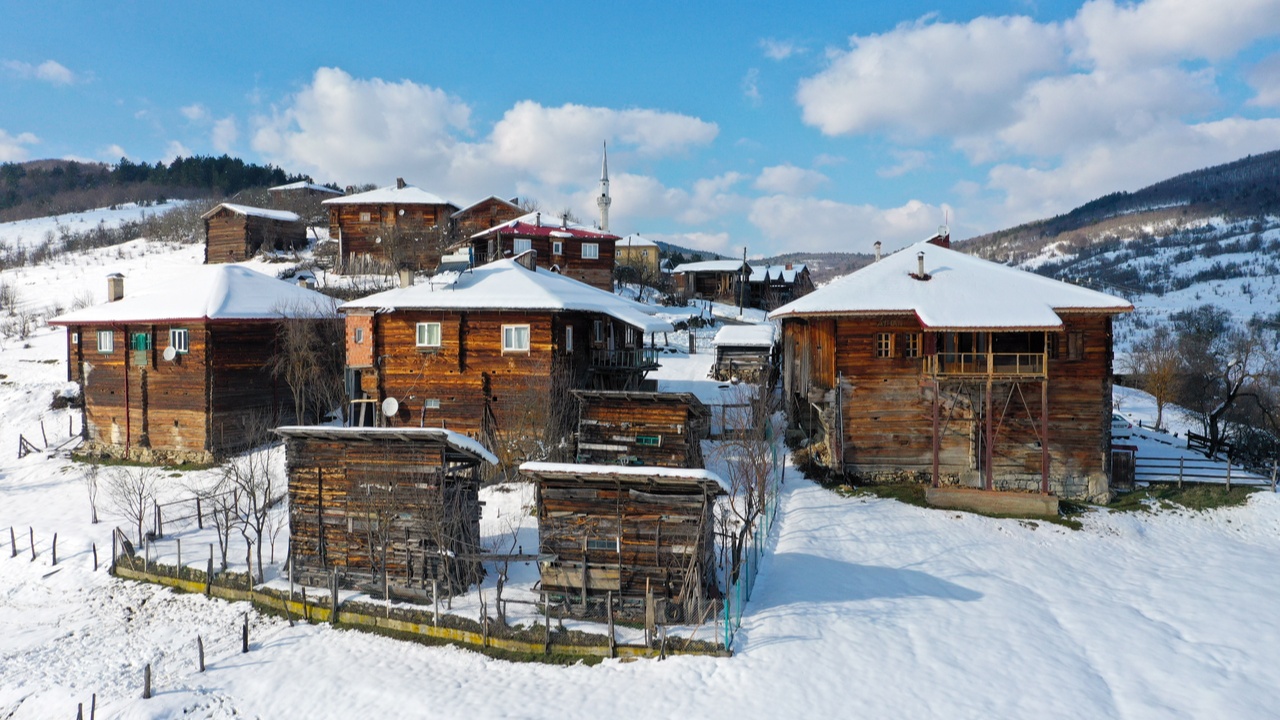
<box><xmin>597</xmin><ymin>141</ymin><xmax>611</xmax><ymax>233</ymax></box>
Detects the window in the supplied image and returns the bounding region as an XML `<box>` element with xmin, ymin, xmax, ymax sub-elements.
<box><xmin>71</xmin><ymin>332</ymin><xmax>79</xmax><ymax>344</ymax></box>
<box><xmin>96</xmin><ymin>330</ymin><xmax>114</xmax><ymax>353</ymax></box>
<box><xmin>513</xmin><ymin>238</ymin><xmax>532</xmax><ymax>254</ymax></box>
<box><xmin>875</xmin><ymin>332</ymin><xmax>893</xmax><ymax>358</ymax></box>
<box><xmin>903</xmin><ymin>333</ymin><xmax>920</xmax><ymax>358</ymax></box>
<box><xmin>169</xmin><ymin>328</ymin><xmax>189</xmax><ymax>354</ymax></box>
<box><xmin>626</xmin><ymin>326</ymin><xmax>636</xmax><ymax>345</ymax></box>
<box><xmin>587</xmin><ymin>538</ymin><xmax>618</xmax><ymax>552</ymax></box>
<box><xmin>416</xmin><ymin>322</ymin><xmax>441</xmax><ymax>348</ymax></box>
<box><xmin>582</xmin><ymin>243</ymin><xmax>599</xmax><ymax>259</ymax></box>
<box><xmin>552</xmin><ymin>240</ymin><xmax>563</xmax><ymax>255</ymax></box>
<box><xmin>423</xmin><ymin>398</ymin><xmax>441</xmax><ymax>409</ymax></box>
<box><xmin>1067</xmin><ymin>331</ymin><xmax>1084</xmax><ymax>361</ymax></box>
<box><xmin>353</xmin><ymin>327</ymin><xmax>365</xmax><ymax>344</ymax></box>
<box><xmin>359</xmin><ymin>211</ymin><xmax>372</xmax><ymax>222</ymax></box>
<box><xmin>635</xmin><ymin>435</ymin><xmax>662</xmax><ymax>447</ymax></box>
<box><xmin>503</xmin><ymin>324</ymin><xmax>530</xmax><ymax>352</ymax></box>
<box><xmin>131</xmin><ymin>332</ymin><xmax>152</xmax><ymax>351</ymax></box>
<box><xmin>565</xmin><ymin>325</ymin><xmax>574</xmax><ymax>353</ymax></box>
<box><xmin>593</xmin><ymin>319</ymin><xmax>604</xmax><ymax>343</ymax></box>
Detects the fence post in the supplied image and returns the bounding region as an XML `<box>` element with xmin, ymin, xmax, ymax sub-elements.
<box><xmin>142</xmin><ymin>664</ymin><xmax>151</xmax><ymax>699</ymax></box>
<box><xmin>196</xmin><ymin>497</ymin><xmax>203</xmax><ymax>530</ymax></box>
<box><xmin>1271</xmin><ymin>460</ymin><xmax>1277</xmax><ymax>493</ymax></box>
<box><xmin>29</xmin><ymin>527</ymin><xmax>35</xmax><ymax>561</ymax></box>
<box><xmin>241</xmin><ymin>615</ymin><xmax>249</xmax><ymax>653</ymax></box>
<box><xmin>176</xmin><ymin>538</ymin><xmax>181</xmax><ymax>577</ymax></box>
<box><xmin>1226</xmin><ymin>458</ymin><xmax>1232</xmax><ymax>493</ymax></box>
<box><xmin>93</xmin><ymin>542</ymin><xmax>98</xmax><ymax>572</ymax></box>
<box><xmin>9</xmin><ymin>527</ymin><xmax>15</xmax><ymax>558</ymax></box>
<box><xmin>51</xmin><ymin>533</ymin><xmax>57</xmax><ymax>566</ymax></box>
<box><xmin>1178</xmin><ymin>457</ymin><xmax>1184</xmax><ymax>489</ymax></box>
<box><xmin>197</xmin><ymin>635</ymin><xmax>205</xmax><ymax>672</ymax></box>
<box><xmin>607</xmin><ymin>590</ymin><xmax>616</xmax><ymax>658</ymax></box>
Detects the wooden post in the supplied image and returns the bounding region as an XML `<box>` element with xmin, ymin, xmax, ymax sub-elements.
<box><xmin>543</xmin><ymin>592</ymin><xmax>551</xmax><ymax>654</ymax></box>
<box><xmin>93</xmin><ymin>542</ymin><xmax>98</xmax><ymax>572</ymax></box>
<box><xmin>1178</xmin><ymin>457</ymin><xmax>1184</xmax><ymax>489</ymax></box>
<box><xmin>29</xmin><ymin>527</ymin><xmax>35</xmax><ymax>561</ymax></box>
<box><xmin>607</xmin><ymin>591</ymin><xmax>616</xmax><ymax>658</ymax></box>
<box><xmin>206</xmin><ymin>556</ymin><xmax>213</xmax><ymax>596</ymax></box>
<box><xmin>931</xmin><ymin>382</ymin><xmax>940</xmax><ymax>488</ymax></box>
<box><xmin>9</xmin><ymin>527</ymin><xmax>14</xmax><ymax>558</ymax></box>
<box><xmin>197</xmin><ymin>635</ymin><xmax>205</xmax><ymax>672</ymax></box>
<box><xmin>1271</xmin><ymin>460</ymin><xmax>1277</xmax><ymax>493</ymax></box>
<box><xmin>39</xmin><ymin>420</ymin><xmax>48</xmax><ymax>448</ymax></box>
<box><xmin>1226</xmin><ymin>458</ymin><xmax>1232</xmax><ymax>493</ymax></box>
<box><xmin>984</xmin><ymin>378</ymin><xmax>994</xmax><ymax>491</ymax></box>
<box><xmin>196</xmin><ymin>497</ymin><xmax>203</xmax><ymax>530</ymax></box>
<box><xmin>1040</xmin><ymin>378</ymin><xmax>1050</xmax><ymax>495</ymax></box>
<box><xmin>51</xmin><ymin>533</ymin><xmax>57</xmax><ymax>565</ymax></box>
<box><xmin>432</xmin><ymin>579</ymin><xmax>439</xmax><ymax>626</ymax></box>
<box><xmin>330</xmin><ymin>571</ymin><xmax>339</xmax><ymax>623</ymax></box>
<box><xmin>176</xmin><ymin>538</ymin><xmax>181</xmax><ymax>577</ymax></box>
<box><xmin>77</xmin><ymin>703</ymin><xmax>83</xmax><ymax>720</ymax></box>
<box><xmin>241</xmin><ymin>615</ymin><xmax>249</xmax><ymax>653</ymax></box>
<box><xmin>142</xmin><ymin>664</ymin><xmax>151</xmax><ymax>699</ymax></box>
<box><xmin>645</xmin><ymin>578</ymin><xmax>655</xmax><ymax>648</ymax></box>
<box><xmin>90</xmin><ymin>694</ymin><xmax>96</xmax><ymax>720</ymax></box>
<box><xmin>302</xmin><ymin>586</ymin><xmax>309</xmax><ymax>622</ymax></box>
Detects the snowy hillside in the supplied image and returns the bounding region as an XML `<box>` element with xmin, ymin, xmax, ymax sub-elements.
<box><xmin>3</xmin><ymin>207</ymin><xmax>1280</xmax><ymax>718</ymax></box>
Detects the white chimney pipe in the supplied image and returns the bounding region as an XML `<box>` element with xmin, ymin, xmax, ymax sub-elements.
<box><xmin>874</xmin><ymin>241</ymin><xmax>882</xmax><ymax>262</ymax></box>
<box><xmin>917</xmin><ymin>252</ymin><xmax>925</xmax><ymax>277</ymax></box>
<box><xmin>107</xmin><ymin>273</ymin><xmax>125</xmax><ymax>302</ymax></box>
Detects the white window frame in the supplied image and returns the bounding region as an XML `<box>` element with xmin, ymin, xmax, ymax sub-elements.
<box><xmin>169</xmin><ymin>328</ymin><xmax>189</xmax><ymax>354</ymax></box>
<box><xmin>97</xmin><ymin>330</ymin><xmax>114</xmax><ymax>353</ymax></box>
<box><xmin>565</xmin><ymin>325</ymin><xmax>574</xmax><ymax>353</ymax></box>
<box><xmin>359</xmin><ymin>211</ymin><xmax>372</xmax><ymax>222</ymax></box>
<box><xmin>71</xmin><ymin>332</ymin><xmax>79</xmax><ymax>344</ymax></box>
<box><xmin>552</xmin><ymin>240</ymin><xmax>563</xmax><ymax>255</ymax></box>
<box><xmin>353</xmin><ymin>327</ymin><xmax>365</xmax><ymax>344</ymax></box>
<box><xmin>502</xmin><ymin>324</ymin><xmax>531</xmax><ymax>353</ymax></box>
<box><xmin>582</xmin><ymin>243</ymin><xmax>599</xmax><ymax>259</ymax></box>
<box><xmin>593</xmin><ymin>319</ymin><xmax>604</xmax><ymax>343</ymax></box>
<box><xmin>513</xmin><ymin>238</ymin><xmax>532</xmax><ymax>254</ymax></box>
<box><xmin>416</xmin><ymin>322</ymin><xmax>442</xmax><ymax>348</ymax></box>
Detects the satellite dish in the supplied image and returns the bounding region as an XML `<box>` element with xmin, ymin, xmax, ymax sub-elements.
<box><xmin>162</xmin><ymin>346</ymin><xmax>177</xmax><ymax>362</ymax></box>
<box><xmin>381</xmin><ymin>397</ymin><xmax>400</xmax><ymax>417</ymax></box>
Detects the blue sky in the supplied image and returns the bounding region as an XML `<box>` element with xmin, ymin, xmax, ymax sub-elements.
<box><xmin>3</xmin><ymin>0</ymin><xmax>1280</xmax><ymax>256</ymax></box>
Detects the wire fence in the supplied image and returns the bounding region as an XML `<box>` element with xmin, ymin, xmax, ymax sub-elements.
<box><xmin>721</xmin><ymin>458</ymin><xmax>784</xmax><ymax>649</ymax></box>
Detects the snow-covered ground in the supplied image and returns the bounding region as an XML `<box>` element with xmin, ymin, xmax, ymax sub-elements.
<box><xmin>3</xmin><ymin>211</ymin><xmax>1280</xmax><ymax>718</ymax></box>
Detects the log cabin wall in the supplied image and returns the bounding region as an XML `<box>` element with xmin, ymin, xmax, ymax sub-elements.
<box><xmin>534</xmin><ymin>474</ymin><xmax>719</xmax><ymax>618</ymax></box>
<box><xmin>468</xmin><ymin>235</ymin><xmax>616</xmax><ymax>291</ymax></box>
<box><xmin>285</xmin><ymin>435</ymin><xmax>483</xmax><ymax>594</ymax></box>
<box><xmin>573</xmin><ymin>393</ymin><xmax>707</xmax><ymax>468</ymax></box>
<box><xmin>713</xmin><ymin>345</ymin><xmax>775</xmax><ymax>384</ymax></box>
<box><xmin>452</xmin><ymin>198</ymin><xmax>522</xmax><ymax>237</ymax></box>
<box><xmin>204</xmin><ymin>209</ymin><xmax>306</xmax><ymax>264</ymax></box>
<box><xmin>208</xmin><ymin>322</ymin><xmax>296</xmax><ymax>452</ymax></box>
<box><xmin>331</xmin><ymin>202</ymin><xmax>456</xmax><ymax>272</ymax></box>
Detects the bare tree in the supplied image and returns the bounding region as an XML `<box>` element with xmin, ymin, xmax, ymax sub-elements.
<box><xmin>1125</xmin><ymin>324</ymin><xmax>1181</xmax><ymax>430</ymax></box>
<box><xmin>224</xmin><ymin>416</ymin><xmax>284</xmax><ymax>582</ymax></box>
<box><xmin>269</xmin><ymin>300</ymin><xmax>345</xmax><ymax>425</ymax></box>
<box><xmin>105</xmin><ymin>465</ymin><xmax>161</xmax><ymax>546</ymax></box>
<box><xmin>82</xmin><ymin>461</ymin><xmax>102</xmax><ymax>524</ymax></box>
<box><xmin>707</xmin><ymin>383</ymin><xmax>781</xmax><ymax>581</ymax></box>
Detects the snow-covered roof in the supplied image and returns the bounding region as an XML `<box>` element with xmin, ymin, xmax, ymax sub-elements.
<box><xmin>268</xmin><ymin>181</ymin><xmax>342</xmax><ymax>195</ymax></box>
<box><xmin>275</xmin><ymin>426</ymin><xmax>497</xmax><ymax>465</ymax></box>
<box><xmin>747</xmin><ymin>264</ymin><xmax>807</xmax><ymax>283</ymax></box>
<box><xmin>451</xmin><ymin>196</ymin><xmax>520</xmax><ymax>217</ymax></box>
<box><xmin>50</xmin><ymin>265</ymin><xmax>337</xmax><ymax>325</ymax></box>
<box><xmin>322</xmin><ymin>184</ymin><xmax>456</xmax><ymax>207</ymax></box>
<box><xmin>671</xmin><ymin>260</ymin><xmax>747</xmax><ymax>274</ymax></box>
<box><xmin>712</xmin><ymin>323</ymin><xmax>778</xmax><ymax>347</ymax></box>
<box><xmin>339</xmin><ymin>259</ymin><xmax>673</xmax><ymax>334</ymax></box>
<box><xmin>618</xmin><ymin>234</ymin><xmax>660</xmax><ymax>248</ymax></box>
<box><xmin>519</xmin><ymin>461</ymin><xmax>729</xmax><ymax>493</ymax></box>
<box><xmin>469</xmin><ymin>211</ymin><xmax>618</xmax><ymax>241</ymax></box>
<box><xmin>201</xmin><ymin>203</ymin><xmax>301</xmax><ymax>223</ymax></box>
<box><xmin>768</xmin><ymin>240</ymin><xmax>1133</xmax><ymax>330</ymax></box>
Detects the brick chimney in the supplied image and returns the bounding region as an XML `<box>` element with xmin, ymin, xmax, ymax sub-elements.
<box><xmin>106</xmin><ymin>273</ymin><xmax>125</xmax><ymax>302</ymax></box>
<box><xmin>396</xmin><ymin>177</ymin><xmax>406</xmax><ymax>189</ymax></box>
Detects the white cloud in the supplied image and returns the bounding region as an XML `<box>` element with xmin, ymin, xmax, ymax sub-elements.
<box><xmin>797</xmin><ymin>16</ymin><xmax>1064</xmax><ymax>137</ymax></box>
<box><xmin>749</xmin><ymin>195</ymin><xmax>950</xmax><ymax>253</ymax></box>
<box><xmin>181</xmin><ymin>103</ymin><xmax>210</xmax><ymax>122</ymax></box>
<box><xmin>760</xmin><ymin>38</ymin><xmax>801</xmax><ymax>61</ymax></box>
<box><xmin>163</xmin><ymin>140</ymin><xmax>191</xmax><ymax>162</ymax></box>
<box><xmin>0</xmin><ymin>129</ymin><xmax>39</xmax><ymax>161</ymax></box>
<box><xmin>101</xmin><ymin>144</ymin><xmax>128</xmax><ymax>161</ymax></box>
<box><xmin>1247</xmin><ymin>52</ymin><xmax>1280</xmax><ymax>107</ymax></box>
<box><xmin>754</xmin><ymin>164</ymin><xmax>828</xmax><ymax>194</ymax></box>
<box><xmin>742</xmin><ymin>68</ymin><xmax>761</xmax><ymax>106</ymax></box>
<box><xmin>647</xmin><ymin>231</ymin><xmax>733</xmax><ymax>255</ymax></box>
<box><xmin>1068</xmin><ymin>0</ymin><xmax>1280</xmax><ymax>71</ymax></box>
<box><xmin>211</xmin><ymin>116</ymin><xmax>237</xmax><ymax>153</ymax></box>
<box><xmin>3</xmin><ymin>59</ymin><xmax>77</xmax><ymax>85</ymax></box>
<box><xmin>877</xmin><ymin>149</ymin><xmax>929</xmax><ymax>178</ymax></box>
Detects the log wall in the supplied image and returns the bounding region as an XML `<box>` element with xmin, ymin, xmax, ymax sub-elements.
<box><xmin>575</xmin><ymin>394</ymin><xmax>706</xmax><ymax>468</ymax></box>
<box><xmin>331</xmin><ymin>201</ymin><xmax>456</xmax><ymax>271</ymax></box>
<box><xmin>204</xmin><ymin>209</ymin><xmax>305</xmax><ymax>264</ymax></box>
<box><xmin>468</xmin><ymin>235</ymin><xmax>616</xmax><ymax>291</ymax></box>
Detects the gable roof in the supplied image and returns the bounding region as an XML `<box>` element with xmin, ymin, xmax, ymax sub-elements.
<box><xmin>451</xmin><ymin>195</ymin><xmax>521</xmax><ymax>218</ymax></box>
<box><xmin>712</xmin><ymin>323</ymin><xmax>778</xmax><ymax>347</ymax></box>
<box><xmin>268</xmin><ymin>181</ymin><xmax>343</xmax><ymax>195</ymax></box>
<box><xmin>469</xmin><ymin>211</ymin><xmax>618</xmax><ymax>241</ymax></box>
<box><xmin>747</xmin><ymin>264</ymin><xmax>807</xmax><ymax>283</ymax></box>
<box><xmin>201</xmin><ymin>202</ymin><xmax>300</xmax><ymax>223</ymax></box>
<box><xmin>275</xmin><ymin>426</ymin><xmax>497</xmax><ymax>465</ymax></box>
<box><xmin>618</xmin><ymin>233</ymin><xmax>660</xmax><ymax>248</ymax></box>
<box><xmin>50</xmin><ymin>265</ymin><xmax>337</xmax><ymax>325</ymax></box>
<box><xmin>322</xmin><ymin>183</ymin><xmax>455</xmax><ymax>207</ymax></box>
<box><xmin>768</xmin><ymin>240</ymin><xmax>1132</xmax><ymax>330</ymax></box>
<box><xmin>340</xmin><ymin>258</ymin><xmax>673</xmax><ymax>333</ymax></box>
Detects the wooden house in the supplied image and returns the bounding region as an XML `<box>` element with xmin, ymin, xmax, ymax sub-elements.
<box><xmin>711</xmin><ymin>323</ymin><xmax>778</xmax><ymax>384</ymax></box>
<box><xmin>746</xmin><ymin>263</ymin><xmax>813</xmax><ymax>310</ymax></box>
<box><xmin>267</xmin><ymin>180</ymin><xmax>343</xmax><ymax>201</ymax></box>
<box><xmin>451</xmin><ymin>196</ymin><xmax>523</xmax><ymax>238</ymax></box>
<box><xmin>468</xmin><ymin>211</ymin><xmax>619</xmax><ymax>291</ymax></box>
<box><xmin>50</xmin><ymin>267</ymin><xmax>338</xmax><ymax>464</ymax></box>
<box><xmin>338</xmin><ymin>258</ymin><xmax>673</xmax><ymax>464</ymax></box>
<box><xmin>615</xmin><ymin>233</ymin><xmax>661</xmax><ymax>280</ymax></box>
<box><xmin>768</xmin><ymin>237</ymin><xmax>1133</xmax><ymax>501</ymax></box>
<box><xmin>323</xmin><ymin>179</ymin><xmax>459</xmax><ymax>273</ymax></box>
<box><xmin>278</xmin><ymin>426</ymin><xmax>494</xmax><ymax>597</ymax></box>
<box><xmin>202</xmin><ymin>203</ymin><xmax>306</xmax><ymax>263</ymax></box>
<box><xmin>671</xmin><ymin>259</ymin><xmax>750</xmax><ymax>303</ymax></box>
<box><xmin>520</xmin><ymin>462</ymin><xmax>725</xmax><ymax>620</ymax></box>
<box><xmin>571</xmin><ymin>390</ymin><xmax>709</xmax><ymax>468</ymax></box>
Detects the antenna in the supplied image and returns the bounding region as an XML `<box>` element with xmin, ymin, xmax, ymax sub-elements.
<box><xmin>162</xmin><ymin>346</ymin><xmax>177</xmax><ymax>362</ymax></box>
<box><xmin>382</xmin><ymin>397</ymin><xmax>400</xmax><ymax>417</ymax></box>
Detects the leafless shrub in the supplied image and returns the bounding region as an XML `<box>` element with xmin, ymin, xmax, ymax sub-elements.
<box><xmin>105</xmin><ymin>465</ymin><xmax>161</xmax><ymax>546</ymax></box>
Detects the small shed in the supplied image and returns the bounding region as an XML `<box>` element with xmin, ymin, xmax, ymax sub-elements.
<box><xmin>520</xmin><ymin>462</ymin><xmax>725</xmax><ymax>621</ymax></box>
<box><xmin>278</xmin><ymin>426</ymin><xmax>496</xmax><ymax>598</ymax></box>
<box><xmin>711</xmin><ymin>323</ymin><xmax>779</xmax><ymax>384</ymax></box>
<box><xmin>572</xmin><ymin>390</ymin><xmax>709</xmax><ymax>468</ymax></box>
<box><xmin>202</xmin><ymin>203</ymin><xmax>305</xmax><ymax>263</ymax></box>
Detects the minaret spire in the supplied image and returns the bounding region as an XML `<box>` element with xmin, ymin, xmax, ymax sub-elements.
<box><xmin>597</xmin><ymin>141</ymin><xmax>611</xmax><ymax>232</ymax></box>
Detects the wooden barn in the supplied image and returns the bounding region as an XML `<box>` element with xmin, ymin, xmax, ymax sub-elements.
<box><xmin>323</xmin><ymin>179</ymin><xmax>459</xmax><ymax>273</ymax></box>
<box><xmin>278</xmin><ymin>426</ymin><xmax>494</xmax><ymax>597</ymax></box>
<box><xmin>202</xmin><ymin>203</ymin><xmax>306</xmax><ymax>263</ymax></box>
<box><xmin>520</xmin><ymin>462</ymin><xmax>725</xmax><ymax>620</ymax></box>
<box><xmin>711</xmin><ymin>323</ymin><xmax>778</xmax><ymax>384</ymax></box>
<box><xmin>339</xmin><ymin>257</ymin><xmax>673</xmax><ymax>466</ymax></box>
<box><xmin>468</xmin><ymin>211</ymin><xmax>619</xmax><ymax>291</ymax></box>
<box><xmin>450</xmin><ymin>195</ymin><xmax>523</xmax><ymax>237</ymax></box>
<box><xmin>50</xmin><ymin>267</ymin><xmax>338</xmax><ymax>464</ymax></box>
<box><xmin>572</xmin><ymin>390</ymin><xmax>709</xmax><ymax>468</ymax></box>
<box><xmin>769</xmin><ymin>236</ymin><xmax>1133</xmax><ymax>501</ymax></box>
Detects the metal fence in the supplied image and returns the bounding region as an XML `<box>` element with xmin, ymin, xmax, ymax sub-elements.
<box><xmin>721</xmin><ymin>458</ymin><xmax>784</xmax><ymax>649</ymax></box>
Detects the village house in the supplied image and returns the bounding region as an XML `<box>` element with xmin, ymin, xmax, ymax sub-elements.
<box><xmin>267</xmin><ymin>180</ymin><xmax>344</xmax><ymax>201</ymax></box>
<box><xmin>671</xmin><ymin>259</ymin><xmax>812</xmax><ymax>310</ymax></box>
<box><xmin>467</xmin><ymin>212</ymin><xmax>619</xmax><ymax>292</ymax></box>
<box><xmin>615</xmin><ymin>233</ymin><xmax>661</xmax><ymax>280</ymax></box>
<box><xmin>202</xmin><ymin>202</ymin><xmax>306</xmax><ymax>263</ymax></box>
<box><xmin>571</xmin><ymin>389</ymin><xmax>709</xmax><ymax>468</ymax></box>
<box><xmin>50</xmin><ymin>266</ymin><xmax>339</xmax><ymax>464</ymax></box>
<box><xmin>338</xmin><ymin>256</ymin><xmax>673</xmax><ymax>465</ymax></box>
<box><xmin>278</xmin><ymin>426</ymin><xmax>494</xmax><ymax>597</ymax></box>
<box><xmin>745</xmin><ymin>263</ymin><xmax>813</xmax><ymax>310</ymax></box>
<box><xmin>450</xmin><ymin>195</ymin><xmax>523</xmax><ymax>238</ymax></box>
<box><xmin>768</xmin><ymin>236</ymin><xmax>1133</xmax><ymax>501</ymax></box>
<box><xmin>323</xmin><ymin>179</ymin><xmax>459</xmax><ymax>273</ymax></box>
<box><xmin>520</xmin><ymin>462</ymin><xmax>725</xmax><ymax>621</ymax></box>
<box><xmin>711</xmin><ymin>323</ymin><xmax>779</xmax><ymax>384</ymax></box>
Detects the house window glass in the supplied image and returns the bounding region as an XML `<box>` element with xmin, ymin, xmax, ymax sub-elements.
<box><xmin>169</xmin><ymin>328</ymin><xmax>189</xmax><ymax>354</ymax></box>
<box><xmin>565</xmin><ymin>325</ymin><xmax>573</xmax><ymax>353</ymax></box>
<box><xmin>354</xmin><ymin>327</ymin><xmax>365</xmax><ymax>344</ymax></box>
<box><xmin>904</xmin><ymin>333</ymin><xmax>920</xmax><ymax>358</ymax></box>
<box><xmin>71</xmin><ymin>332</ymin><xmax>79</xmax><ymax>344</ymax></box>
<box><xmin>416</xmin><ymin>322</ymin><xmax>441</xmax><ymax>348</ymax></box>
<box><xmin>97</xmin><ymin>330</ymin><xmax>114</xmax><ymax>353</ymax></box>
<box><xmin>593</xmin><ymin>319</ymin><xmax>604</xmax><ymax>343</ymax></box>
<box><xmin>875</xmin><ymin>332</ymin><xmax>893</xmax><ymax>358</ymax></box>
<box><xmin>131</xmin><ymin>332</ymin><xmax>152</xmax><ymax>351</ymax></box>
<box><xmin>587</xmin><ymin>538</ymin><xmax>618</xmax><ymax>552</ymax></box>
<box><xmin>635</xmin><ymin>435</ymin><xmax>662</xmax><ymax>447</ymax></box>
<box><xmin>503</xmin><ymin>324</ymin><xmax>530</xmax><ymax>352</ymax></box>
<box><xmin>359</xmin><ymin>211</ymin><xmax>372</xmax><ymax>222</ymax></box>
<box><xmin>513</xmin><ymin>238</ymin><xmax>532</xmax><ymax>254</ymax></box>
<box><xmin>552</xmin><ymin>241</ymin><xmax>563</xmax><ymax>255</ymax></box>
<box><xmin>582</xmin><ymin>243</ymin><xmax>599</xmax><ymax>259</ymax></box>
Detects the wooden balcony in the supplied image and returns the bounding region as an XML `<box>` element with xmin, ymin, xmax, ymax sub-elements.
<box><xmin>925</xmin><ymin>352</ymin><xmax>1046</xmax><ymax>378</ymax></box>
<box><xmin>590</xmin><ymin>347</ymin><xmax>660</xmax><ymax>371</ymax></box>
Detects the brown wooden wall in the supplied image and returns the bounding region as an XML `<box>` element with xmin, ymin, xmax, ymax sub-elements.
<box><xmin>468</xmin><ymin>234</ymin><xmax>616</xmax><ymax>291</ymax></box>
<box><xmin>575</xmin><ymin>396</ymin><xmax>706</xmax><ymax>468</ymax></box>
<box><xmin>453</xmin><ymin>198</ymin><xmax>522</xmax><ymax>237</ymax></box>
<box><xmin>331</xmin><ymin>201</ymin><xmax>457</xmax><ymax>271</ymax></box>
<box><xmin>204</xmin><ymin>209</ymin><xmax>305</xmax><ymax>264</ymax></box>
<box><xmin>536</xmin><ymin>475</ymin><xmax>718</xmax><ymax>614</ymax></box>
<box><xmin>286</xmin><ymin>436</ymin><xmax>483</xmax><ymax>593</ymax></box>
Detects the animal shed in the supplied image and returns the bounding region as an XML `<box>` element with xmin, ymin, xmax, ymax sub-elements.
<box><xmin>572</xmin><ymin>390</ymin><xmax>709</xmax><ymax>468</ymax></box>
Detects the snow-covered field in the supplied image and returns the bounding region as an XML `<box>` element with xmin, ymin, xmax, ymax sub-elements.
<box><xmin>3</xmin><ymin>209</ymin><xmax>1280</xmax><ymax>718</ymax></box>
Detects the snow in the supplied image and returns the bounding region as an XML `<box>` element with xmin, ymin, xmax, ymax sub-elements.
<box><xmin>0</xmin><ymin>201</ymin><xmax>188</xmax><ymax>252</ymax></box>
<box><xmin>276</xmin><ymin>426</ymin><xmax>499</xmax><ymax>466</ymax></box>
<box><xmin>201</xmin><ymin>203</ymin><xmax>300</xmax><ymax>223</ymax></box>
<box><xmin>321</xmin><ymin>183</ymin><xmax>454</xmax><ymax>206</ymax></box>
<box><xmin>770</xmin><ymin>240</ymin><xmax>1133</xmax><ymax>329</ymax></box>
<box><xmin>268</xmin><ymin>181</ymin><xmax>342</xmax><ymax>195</ymax></box>
<box><xmin>520</xmin><ymin>461</ymin><xmax>730</xmax><ymax>493</ymax></box>
<box><xmin>49</xmin><ymin>265</ymin><xmax>337</xmax><ymax>324</ymax></box>
<box><xmin>469</xmin><ymin>211</ymin><xmax>616</xmax><ymax>240</ymax></box>
<box><xmin>451</xmin><ymin>196</ymin><xmax>520</xmax><ymax>217</ymax></box>
<box><xmin>670</xmin><ymin>259</ymin><xmax>746</xmax><ymax>274</ymax></box>
<box><xmin>340</xmin><ymin>259</ymin><xmax>674</xmax><ymax>334</ymax></box>
<box><xmin>618</xmin><ymin>233</ymin><xmax>659</xmax><ymax>248</ymax></box>
<box><xmin>712</xmin><ymin>323</ymin><xmax>778</xmax><ymax>347</ymax></box>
